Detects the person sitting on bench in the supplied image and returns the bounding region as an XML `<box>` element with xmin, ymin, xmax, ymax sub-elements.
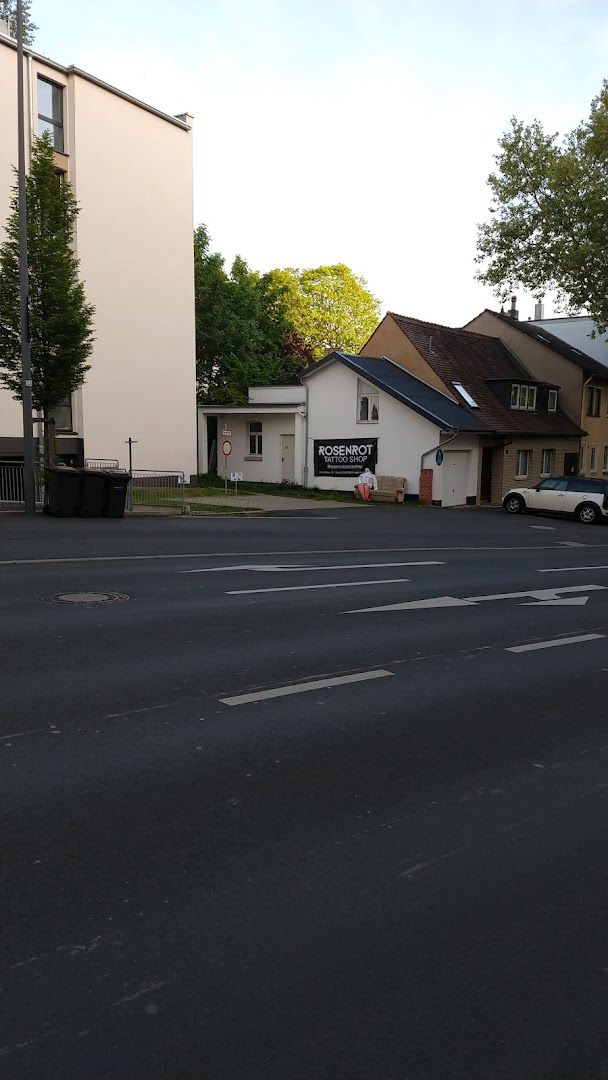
<box><xmin>357</xmin><ymin>467</ymin><xmax>378</xmax><ymax>502</ymax></box>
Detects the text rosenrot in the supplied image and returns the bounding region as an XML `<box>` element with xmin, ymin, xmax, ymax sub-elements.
<box><xmin>317</xmin><ymin>444</ymin><xmax>375</xmax><ymax>456</ymax></box>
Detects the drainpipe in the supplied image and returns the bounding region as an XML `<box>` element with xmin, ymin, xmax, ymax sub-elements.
<box><xmin>580</xmin><ymin>374</ymin><xmax>594</xmax><ymax>475</ymax></box>
<box><xmin>302</xmin><ymin>383</ymin><xmax>310</xmax><ymax>487</ymax></box>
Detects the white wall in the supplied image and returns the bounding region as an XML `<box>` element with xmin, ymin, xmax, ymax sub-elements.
<box><xmin>199</xmin><ymin>411</ymin><xmax>304</xmax><ymax>484</ymax></box>
<box><xmin>531</xmin><ymin>317</ymin><xmax>608</xmax><ymax>368</ymax></box>
<box><xmin>248</xmin><ymin>386</ymin><xmax>306</xmax><ymax>405</ymax></box>
<box><xmin>305</xmin><ymin>363</ymin><xmax>443</xmax><ymax>494</ymax></box>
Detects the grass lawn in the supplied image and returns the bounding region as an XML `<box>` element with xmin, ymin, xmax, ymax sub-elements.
<box><xmin>188</xmin><ymin>476</ymin><xmax>356</xmax><ymax>502</ymax></box>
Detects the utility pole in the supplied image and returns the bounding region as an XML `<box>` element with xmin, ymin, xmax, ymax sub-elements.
<box><xmin>16</xmin><ymin>0</ymin><xmax>36</xmax><ymax>514</ymax></box>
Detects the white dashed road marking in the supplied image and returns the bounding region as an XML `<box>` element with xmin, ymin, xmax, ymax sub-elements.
<box><xmin>506</xmin><ymin>633</ymin><xmax>605</xmax><ymax>654</ymax></box>
<box><xmin>220</xmin><ymin>669</ymin><xmax>393</xmax><ymax>706</ymax></box>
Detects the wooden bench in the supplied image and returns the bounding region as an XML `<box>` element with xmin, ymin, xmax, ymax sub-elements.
<box><xmin>354</xmin><ymin>475</ymin><xmax>407</xmax><ymax>503</ymax></box>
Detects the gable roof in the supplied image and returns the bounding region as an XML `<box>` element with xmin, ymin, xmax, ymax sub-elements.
<box><xmin>469</xmin><ymin>309</ymin><xmax>608</xmax><ymax>381</ymax></box>
<box><xmin>386</xmin><ymin>313</ymin><xmax>584</xmax><ymax>437</ymax></box>
<box><xmin>301</xmin><ymin>351</ymin><xmax>489</xmax><ymax>431</ymax></box>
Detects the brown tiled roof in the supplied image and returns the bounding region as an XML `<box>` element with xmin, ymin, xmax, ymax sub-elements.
<box><xmin>475</xmin><ymin>309</ymin><xmax>608</xmax><ymax>381</ymax></box>
<box><xmin>387</xmin><ymin>313</ymin><xmax>584</xmax><ymax>437</ymax></box>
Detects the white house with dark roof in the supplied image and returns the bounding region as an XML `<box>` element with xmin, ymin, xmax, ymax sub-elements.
<box><xmin>198</xmin><ymin>352</ymin><xmax>488</xmax><ymax>505</ymax></box>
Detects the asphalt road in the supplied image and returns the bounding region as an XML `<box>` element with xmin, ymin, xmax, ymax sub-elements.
<box><xmin>2</xmin><ymin>506</ymin><xmax>608</xmax><ymax>1079</ymax></box>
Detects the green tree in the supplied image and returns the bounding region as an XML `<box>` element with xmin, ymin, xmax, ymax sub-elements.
<box><xmin>0</xmin><ymin>0</ymin><xmax>37</xmax><ymax>43</ymax></box>
<box><xmin>264</xmin><ymin>264</ymin><xmax>381</xmax><ymax>360</ymax></box>
<box><xmin>194</xmin><ymin>225</ymin><xmax>301</xmax><ymax>403</ymax></box>
<box><xmin>476</xmin><ymin>81</ymin><xmax>608</xmax><ymax>332</ymax></box>
<box><xmin>0</xmin><ymin>133</ymin><xmax>95</xmax><ymax>461</ymax></box>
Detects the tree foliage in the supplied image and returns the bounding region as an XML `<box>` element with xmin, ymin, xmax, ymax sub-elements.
<box><xmin>264</xmin><ymin>264</ymin><xmax>381</xmax><ymax>359</ymax></box>
<box><xmin>476</xmin><ymin>81</ymin><xmax>608</xmax><ymax>332</ymax></box>
<box><xmin>0</xmin><ymin>0</ymin><xmax>37</xmax><ymax>43</ymax></box>
<box><xmin>0</xmin><ymin>133</ymin><xmax>95</xmax><ymax>418</ymax></box>
<box><xmin>194</xmin><ymin>225</ymin><xmax>303</xmax><ymax>403</ymax></box>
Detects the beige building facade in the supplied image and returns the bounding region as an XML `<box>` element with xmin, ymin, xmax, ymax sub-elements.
<box><xmin>465</xmin><ymin>310</ymin><xmax>608</xmax><ymax>481</ymax></box>
<box><xmin>0</xmin><ymin>29</ymin><xmax>197</xmax><ymax>474</ymax></box>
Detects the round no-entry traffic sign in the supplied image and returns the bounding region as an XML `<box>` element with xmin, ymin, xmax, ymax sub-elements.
<box><xmin>221</xmin><ymin>439</ymin><xmax>232</xmax><ymax>457</ymax></box>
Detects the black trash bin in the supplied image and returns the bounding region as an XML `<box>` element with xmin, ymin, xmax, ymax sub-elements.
<box><xmin>45</xmin><ymin>467</ymin><xmax>83</xmax><ymax>516</ymax></box>
<box><xmin>79</xmin><ymin>469</ymin><xmax>107</xmax><ymax>517</ymax></box>
<box><xmin>103</xmin><ymin>470</ymin><xmax>131</xmax><ymax>519</ymax></box>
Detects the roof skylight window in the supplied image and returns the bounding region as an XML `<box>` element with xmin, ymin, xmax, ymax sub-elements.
<box><xmin>452</xmin><ymin>381</ymin><xmax>479</xmax><ymax>407</ymax></box>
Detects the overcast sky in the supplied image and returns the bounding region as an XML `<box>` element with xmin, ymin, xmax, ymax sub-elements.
<box><xmin>31</xmin><ymin>0</ymin><xmax>608</xmax><ymax>326</ymax></box>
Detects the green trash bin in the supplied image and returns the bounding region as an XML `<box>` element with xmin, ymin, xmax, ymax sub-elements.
<box><xmin>45</xmin><ymin>467</ymin><xmax>83</xmax><ymax>516</ymax></box>
<box><xmin>103</xmin><ymin>470</ymin><xmax>132</xmax><ymax>518</ymax></box>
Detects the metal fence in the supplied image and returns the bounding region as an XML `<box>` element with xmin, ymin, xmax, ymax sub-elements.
<box><xmin>85</xmin><ymin>458</ymin><xmax>119</xmax><ymax>469</ymax></box>
<box><xmin>0</xmin><ymin>461</ymin><xmax>45</xmax><ymax>506</ymax></box>
<box><xmin>129</xmin><ymin>469</ymin><xmax>186</xmax><ymax>512</ymax></box>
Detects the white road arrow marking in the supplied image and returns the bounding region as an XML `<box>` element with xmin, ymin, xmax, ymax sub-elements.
<box><xmin>347</xmin><ymin>583</ymin><xmax>607</xmax><ymax>614</ymax></box>
<box><xmin>182</xmin><ymin>560</ymin><xmax>443</xmax><ymax>574</ymax></box>
<box><xmin>521</xmin><ymin>596</ymin><xmax>590</xmax><ymax>607</ymax></box>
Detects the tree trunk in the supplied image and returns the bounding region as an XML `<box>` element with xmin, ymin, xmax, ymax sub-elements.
<box><xmin>42</xmin><ymin>416</ymin><xmax>57</xmax><ymax>470</ymax></box>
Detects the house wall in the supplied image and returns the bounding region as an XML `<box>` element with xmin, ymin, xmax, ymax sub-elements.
<box><xmin>248</xmin><ymin>386</ymin><xmax>306</xmax><ymax>405</ymax></box>
<box><xmin>499</xmin><ymin>438</ymin><xmax>581</xmax><ymax>500</ymax></box>
<box><xmin>362</xmin><ymin>315</ymin><xmax>453</xmax><ymax>395</ymax></box>
<box><xmin>199</xmin><ymin>411</ymin><xmax>302</xmax><ymax>485</ymax></box>
<box><xmin>0</xmin><ymin>37</ymin><xmax>197</xmax><ymax>475</ymax></box>
<box><xmin>465</xmin><ymin>311</ymin><xmax>584</xmax><ymax>425</ymax></box>
<box><xmin>531</xmin><ymin>316</ymin><xmax>608</xmax><ymax>367</ymax></box>
<box><xmin>306</xmin><ymin>362</ymin><xmax>448</xmax><ymax>497</ymax></box>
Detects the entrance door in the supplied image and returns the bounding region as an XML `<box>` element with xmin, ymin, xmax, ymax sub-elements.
<box><xmin>564</xmin><ymin>452</ymin><xmax>578</xmax><ymax>476</ymax></box>
<box><xmin>480</xmin><ymin>447</ymin><xmax>493</xmax><ymax>502</ymax></box>
<box><xmin>281</xmin><ymin>434</ymin><xmax>295</xmax><ymax>483</ymax></box>
<box><xmin>442</xmin><ymin>451</ymin><xmax>468</xmax><ymax>507</ymax></box>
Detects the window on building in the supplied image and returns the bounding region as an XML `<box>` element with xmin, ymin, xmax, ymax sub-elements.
<box><xmin>581</xmin><ymin>443</ymin><xmax>587</xmax><ymax>472</ymax></box>
<box><xmin>37</xmin><ymin>77</ymin><xmax>64</xmax><ymax>152</ymax></box>
<box><xmin>511</xmin><ymin>384</ymin><xmax>537</xmax><ymax>410</ymax></box>
<box><xmin>587</xmin><ymin>386</ymin><xmax>601</xmax><ymax>417</ymax></box>
<box><xmin>603</xmin><ymin>445</ymin><xmax>608</xmax><ymax>473</ymax></box>
<box><xmin>547</xmin><ymin>389</ymin><xmax>558</xmax><ymax>412</ymax></box>
<box><xmin>357</xmin><ymin>380</ymin><xmax>379</xmax><ymax>422</ymax></box>
<box><xmin>515</xmin><ymin>449</ymin><xmax>531</xmax><ymax>478</ymax></box>
<box><xmin>247</xmin><ymin>421</ymin><xmax>263</xmax><ymax>456</ymax></box>
<box><xmin>451</xmin><ymin>381</ymin><xmax>478</xmax><ymax>407</ymax></box>
<box><xmin>540</xmin><ymin>448</ymin><xmax>555</xmax><ymax>476</ymax></box>
<box><xmin>590</xmin><ymin>445</ymin><xmax>598</xmax><ymax>472</ymax></box>
<box><xmin>49</xmin><ymin>396</ymin><xmax>73</xmax><ymax>432</ymax></box>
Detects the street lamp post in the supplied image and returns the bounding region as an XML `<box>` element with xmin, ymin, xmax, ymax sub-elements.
<box><xmin>16</xmin><ymin>0</ymin><xmax>36</xmax><ymax>514</ymax></box>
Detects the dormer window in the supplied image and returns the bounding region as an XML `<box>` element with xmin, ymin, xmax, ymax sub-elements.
<box><xmin>511</xmin><ymin>384</ymin><xmax>537</xmax><ymax>410</ymax></box>
<box><xmin>452</xmin><ymin>381</ymin><xmax>478</xmax><ymax>408</ymax></box>
<box><xmin>548</xmin><ymin>389</ymin><xmax>558</xmax><ymax>412</ymax></box>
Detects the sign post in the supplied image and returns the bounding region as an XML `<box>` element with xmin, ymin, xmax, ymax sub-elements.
<box><xmin>221</xmin><ymin>439</ymin><xmax>232</xmax><ymax>494</ymax></box>
<box><xmin>230</xmin><ymin>470</ymin><xmax>243</xmax><ymax>495</ymax></box>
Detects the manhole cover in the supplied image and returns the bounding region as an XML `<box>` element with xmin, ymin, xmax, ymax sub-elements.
<box><xmin>44</xmin><ymin>591</ymin><xmax>129</xmax><ymax>605</ymax></box>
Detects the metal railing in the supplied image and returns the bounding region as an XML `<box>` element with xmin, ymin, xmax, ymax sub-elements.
<box><xmin>85</xmin><ymin>457</ymin><xmax>119</xmax><ymax>469</ymax></box>
<box><xmin>129</xmin><ymin>469</ymin><xmax>186</xmax><ymax>512</ymax></box>
<box><xmin>0</xmin><ymin>461</ymin><xmax>45</xmax><ymax>506</ymax></box>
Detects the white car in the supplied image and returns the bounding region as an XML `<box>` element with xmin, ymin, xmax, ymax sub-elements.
<box><xmin>503</xmin><ymin>475</ymin><xmax>608</xmax><ymax>524</ymax></box>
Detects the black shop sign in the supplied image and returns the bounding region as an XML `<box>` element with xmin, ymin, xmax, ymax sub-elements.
<box><xmin>313</xmin><ymin>438</ymin><xmax>378</xmax><ymax>477</ymax></box>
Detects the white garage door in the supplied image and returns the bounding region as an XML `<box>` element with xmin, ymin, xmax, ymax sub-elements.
<box><xmin>442</xmin><ymin>451</ymin><xmax>469</xmax><ymax>507</ymax></box>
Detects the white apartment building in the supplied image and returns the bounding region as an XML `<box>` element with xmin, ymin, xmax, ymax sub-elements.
<box><xmin>0</xmin><ymin>27</ymin><xmax>197</xmax><ymax>474</ymax></box>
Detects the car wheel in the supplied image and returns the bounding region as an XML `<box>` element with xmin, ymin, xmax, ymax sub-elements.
<box><xmin>503</xmin><ymin>494</ymin><xmax>525</xmax><ymax>514</ymax></box>
<box><xmin>576</xmin><ymin>502</ymin><xmax>601</xmax><ymax>524</ymax></box>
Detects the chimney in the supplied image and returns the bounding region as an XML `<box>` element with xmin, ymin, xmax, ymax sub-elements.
<box><xmin>534</xmin><ymin>300</ymin><xmax>545</xmax><ymax>320</ymax></box>
<box><xmin>508</xmin><ymin>295</ymin><xmax>519</xmax><ymax>320</ymax></box>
